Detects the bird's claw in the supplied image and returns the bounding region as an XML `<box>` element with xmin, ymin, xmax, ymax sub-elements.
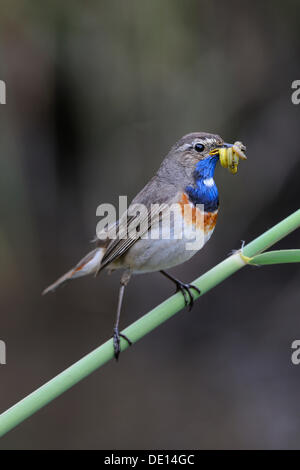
<box><xmin>175</xmin><ymin>282</ymin><xmax>201</xmax><ymax>311</ymax></box>
<box><xmin>113</xmin><ymin>327</ymin><xmax>132</xmax><ymax>361</ymax></box>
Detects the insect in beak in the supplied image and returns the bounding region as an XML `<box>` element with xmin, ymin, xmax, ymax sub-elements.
<box><xmin>209</xmin><ymin>141</ymin><xmax>247</xmax><ymax>174</ymax></box>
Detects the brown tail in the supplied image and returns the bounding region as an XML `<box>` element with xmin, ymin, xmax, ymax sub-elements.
<box><xmin>42</xmin><ymin>247</ymin><xmax>105</xmax><ymax>295</ymax></box>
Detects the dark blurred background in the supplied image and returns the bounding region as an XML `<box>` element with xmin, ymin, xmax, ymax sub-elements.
<box><xmin>0</xmin><ymin>0</ymin><xmax>300</xmax><ymax>450</ymax></box>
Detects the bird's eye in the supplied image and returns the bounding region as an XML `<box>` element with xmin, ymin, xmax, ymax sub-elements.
<box><xmin>194</xmin><ymin>143</ymin><xmax>205</xmax><ymax>153</ymax></box>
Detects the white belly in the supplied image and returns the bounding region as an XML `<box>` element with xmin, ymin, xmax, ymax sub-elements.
<box><xmin>114</xmin><ymin>206</ymin><xmax>216</xmax><ymax>273</ymax></box>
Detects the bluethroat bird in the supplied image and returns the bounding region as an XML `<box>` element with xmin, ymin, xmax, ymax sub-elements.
<box><xmin>43</xmin><ymin>133</ymin><xmax>246</xmax><ymax>359</ymax></box>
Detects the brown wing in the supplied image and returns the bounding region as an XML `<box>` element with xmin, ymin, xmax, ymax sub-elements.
<box><xmin>97</xmin><ymin>204</ymin><xmax>162</xmax><ymax>271</ymax></box>
<box><xmin>97</xmin><ymin>175</ymin><xmax>179</xmax><ymax>273</ymax></box>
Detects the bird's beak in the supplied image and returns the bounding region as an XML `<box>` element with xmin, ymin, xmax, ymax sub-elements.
<box><xmin>209</xmin><ymin>143</ymin><xmax>230</xmax><ymax>156</ymax></box>
<box><xmin>209</xmin><ymin>143</ymin><xmax>232</xmax><ymax>155</ymax></box>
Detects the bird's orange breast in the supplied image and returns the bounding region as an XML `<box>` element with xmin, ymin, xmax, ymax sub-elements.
<box><xmin>179</xmin><ymin>192</ymin><xmax>218</xmax><ymax>234</ymax></box>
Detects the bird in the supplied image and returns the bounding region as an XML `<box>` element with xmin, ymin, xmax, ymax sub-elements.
<box><xmin>43</xmin><ymin>132</ymin><xmax>241</xmax><ymax>359</ymax></box>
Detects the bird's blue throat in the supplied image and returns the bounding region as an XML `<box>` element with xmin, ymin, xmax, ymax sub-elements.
<box><xmin>185</xmin><ymin>155</ymin><xmax>219</xmax><ymax>212</ymax></box>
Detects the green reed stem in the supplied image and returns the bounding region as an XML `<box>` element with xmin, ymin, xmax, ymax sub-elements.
<box><xmin>249</xmin><ymin>250</ymin><xmax>300</xmax><ymax>265</ymax></box>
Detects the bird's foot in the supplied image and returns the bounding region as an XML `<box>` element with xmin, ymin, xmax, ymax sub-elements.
<box><xmin>113</xmin><ymin>327</ymin><xmax>132</xmax><ymax>361</ymax></box>
<box><xmin>175</xmin><ymin>281</ymin><xmax>201</xmax><ymax>311</ymax></box>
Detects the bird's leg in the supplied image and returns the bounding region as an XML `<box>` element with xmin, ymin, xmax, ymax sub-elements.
<box><xmin>160</xmin><ymin>270</ymin><xmax>201</xmax><ymax>311</ymax></box>
<box><xmin>113</xmin><ymin>270</ymin><xmax>132</xmax><ymax>360</ymax></box>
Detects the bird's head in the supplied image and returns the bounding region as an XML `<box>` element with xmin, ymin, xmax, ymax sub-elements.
<box><xmin>158</xmin><ymin>132</ymin><xmax>246</xmax><ymax>184</ymax></box>
<box><xmin>171</xmin><ymin>132</ymin><xmax>246</xmax><ymax>174</ymax></box>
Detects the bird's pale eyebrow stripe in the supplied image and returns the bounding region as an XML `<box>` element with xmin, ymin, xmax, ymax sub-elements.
<box><xmin>178</xmin><ymin>143</ymin><xmax>193</xmax><ymax>151</ymax></box>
